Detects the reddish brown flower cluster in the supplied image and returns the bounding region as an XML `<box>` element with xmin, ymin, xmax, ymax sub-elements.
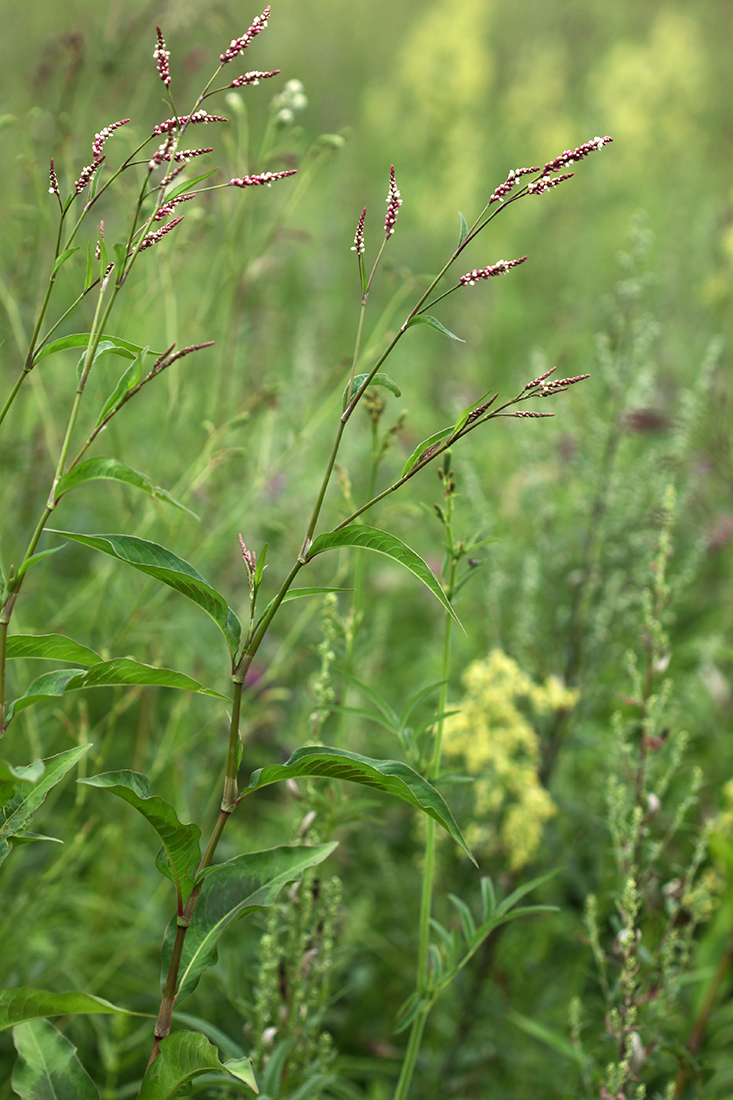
<box><xmin>535</xmin><ymin>372</ymin><xmax>591</xmax><ymax>394</ymax></box>
<box><xmin>154</xmin><ymin>193</ymin><xmax>196</xmax><ymax>221</ymax></box>
<box><xmin>230</xmin><ymin>69</ymin><xmax>280</xmax><ymax>88</ymax></box>
<box><xmin>228</xmin><ymin>169</ymin><xmax>297</xmax><ymax>188</ymax></box>
<box><xmin>238</xmin><ymin>534</ymin><xmax>257</xmax><ymax>585</ymax></box>
<box><xmin>92</xmin><ymin>118</ymin><xmax>130</xmax><ymax>159</ymax></box>
<box><xmin>171</xmin><ymin>147</ymin><xmax>214</xmax><ymax>164</ymax></box>
<box><xmin>514</xmin><ymin>410</ymin><xmax>554</xmax><ymax>418</ymax></box>
<box><xmin>384</xmin><ymin>165</ymin><xmax>402</xmax><ymax>239</ymax></box>
<box><xmin>542</xmin><ymin>135</ymin><xmax>613</xmax><ymax>175</ymax></box>
<box><xmin>139</xmin><ymin>215</ymin><xmax>184</xmax><ymax>251</ymax></box>
<box><xmin>154</xmin><ymin>26</ymin><xmax>171</xmax><ymax>86</ymax></box>
<box><xmin>527</xmin><ymin>172</ymin><xmax>574</xmax><ymax>196</ymax></box>
<box><xmin>459</xmin><ymin>255</ymin><xmax>527</xmax><ymax>286</ymax></box>
<box><xmin>151</xmin><ymin>341</ymin><xmax>215</xmax><ymax>376</ymax></box>
<box><xmin>465</xmin><ymin>395</ymin><xmax>498</xmax><ymax>424</ymax></box>
<box><xmin>220</xmin><ymin>6</ymin><xmax>271</xmax><ymax>64</ymax></box>
<box><xmin>351</xmin><ymin>207</ymin><xmax>366</xmax><ymax>255</ymax></box>
<box><xmin>48</xmin><ymin>158</ymin><xmax>60</xmax><ymax>198</ymax></box>
<box><xmin>489</xmin><ymin>166</ymin><xmax>540</xmax><ymax>205</ymax></box>
<box><xmin>74</xmin><ymin>156</ymin><xmax>104</xmax><ymax>195</ymax></box>
<box><xmin>153</xmin><ymin>111</ymin><xmax>228</xmax><ymax>136</ymax></box>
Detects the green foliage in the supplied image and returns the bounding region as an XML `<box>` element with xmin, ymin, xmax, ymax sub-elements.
<box><xmin>137</xmin><ymin>1030</ymin><xmax>257</xmax><ymax>1098</ymax></box>
<box><xmin>11</xmin><ymin>1018</ymin><xmax>99</xmax><ymax>1100</ymax></box>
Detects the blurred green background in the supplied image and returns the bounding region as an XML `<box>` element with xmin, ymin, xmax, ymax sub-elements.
<box><xmin>1</xmin><ymin>0</ymin><xmax>733</xmax><ymax>1096</ymax></box>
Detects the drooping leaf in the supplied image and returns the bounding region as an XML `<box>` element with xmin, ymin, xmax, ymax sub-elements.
<box><xmin>342</xmin><ymin>371</ymin><xmax>401</xmax><ymax>411</ymax></box>
<box><xmin>457</xmin><ymin>211</ymin><xmax>469</xmax><ymax>246</ymax></box>
<box><xmin>245</xmin><ymin>746</ymin><xmax>474</xmax><ymax>863</ymax></box>
<box><xmin>400</xmin><ymin>426</ymin><xmax>454</xmax><ymax>478</ymax></box>
<box><xmin>5</xmin><ymin>659</ymin><xmax>228</xmax><ymax>725</ymax></box>
<box><xmin>15</xmin><ymin>547</ymin><xmax>63</xmax><ymax>582</ymax></box>
<box><xmin>52</xmin><ymin>247</ymin><xmax>80</xmax><ymax>274</ymax></box>
<box><xmin>47</xmin><ymin>532</ymin><xmax>241</xmax><ymax>656</ymax></box>
<box><xmin>163</xmin><ymin>844</ymin><xmax>337</xmax><ymax>1002</ymax></box>
<box><xmin>11</xmin><ymin>1018</ymin><xmax>99</xmax><ymax>1100</ymax></box>
<box><xmin>0</xmin><ymin>989</ymin><xmax>141</xmax><ymax>1032</ymax></box>
<box><xmin>55</xmin><ymin>458</ymin><xmax>197</xmax><ymax>518</ymax></box>
<box><xmin>80</xmin><ymin>771</ymin><xmax>201</xmax><ymax>904</ymax></box>
<box><xmin>32</xmin><ymin>333</ymin><xmax>150</xmax><ymax>367</ymax></box>
<box><xmin>407</xmin><ymin>314</ymin><xmax>465</xmax><ymax>342</ymax></box>
<box><xmin>0</xmin><ymin>745</ymin><xmax>90</xmax><ymax>865</ymax></box>
<box><xmin>307</xmin><ymin>525</ymin><xmax>462</xmax><ymax>629</ymax></box>
<box><xmin>138</xmin><ymin>1030</ymin><xmax>257</xmax><ymax>1099</ymax></box>
<box><xmin>94</xmin><ymin>353</ymin><xmax>145</xmax><ymax>426</ymax></box>
<box><xmin>5</xmin><ymin>634</ymin><xmax>102</xmax><ymax>665</ymax></box>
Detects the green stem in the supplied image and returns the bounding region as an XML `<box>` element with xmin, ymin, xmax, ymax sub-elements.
<box><xmin>392</xmin><ymin>1003</ymin><xmax>431</xmax><ymax>1100</ymax></box>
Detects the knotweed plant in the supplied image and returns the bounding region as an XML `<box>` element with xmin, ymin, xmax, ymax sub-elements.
<box><xmin>0</xmin><ymin>8</ymin><xmax>613</xmax><ymax>1097</ymax></box>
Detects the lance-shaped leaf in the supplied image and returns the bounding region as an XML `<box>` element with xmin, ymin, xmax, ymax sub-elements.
<box><xmin>15</xmin><ymin>547</ymin><xmax>63</xmax><ymax>582</ymax></box>
<box><xmin>0</xmin><ymin>989</ymin><xmax>142</xmax><ymax>1032</ymax></box>
<box><xmin>5</xmin><ymin>634</ymin><xmax>102</xmax><ymax>665</ymax></box>
<box><xmin>32</xmin><ymin>332</ymin><xmax>151</xmax><ymax>367</ymax></box>
<box><xmin>0</xmin><ymin>745</ymin><xmax>90</xmax><ymax>866</ymax></box>
<box><xmin>307</xmin><ymin>525</ymin><xmax>462</xmax><ymax>629</ymax></box>
<box><xmin>163</xmin><ymin>844</ymin><xmax>337</xmax><ymax>1002</ymax></box>
<box><xmin>342</xmin><ymin>372</ymin><xmax>401</xmax><ymax>411</ymax></box>
<box><xmin>47</xmin><ymin>532</ymin><xmax>241</xmax><ymax>656</ymax></box>
<box><xmin>55</xmin><ymin>458</ymin><xmax>197</xmax><ymax>519</ymax></box>
<box><xmin>0</xmin><ymin>760</ymin><xmax>45</xmax><ymax>808</ymax></box>
<box><xmin>5</xmin><ymin>659</ymin><xmax>228</xmax><ymax>725</ymax></box>
<box><xmin>52</xmin><ymin>247</ymin><xmax>80</xmax><ymax>274</ymax></box>
<box><xmin>95</xmin><ymin>352</ymin><xmax>145</xmax><ymax>426</ymax></box>
<box><xmin>245</xmin><ymin>747</ymin><xmax>474</xmax><ymax>863</ymax></box>
<box><xmin>407</xmin><ymin>314</ymin><xmax>465</xmax><ymax>342</ymax></box>
<box><xmin>79</xmin><ymin>771</ymin><xmax>201</xmax><ymax>904</ymax></box>
<box><xmin>139</xmin><ymin>1030</ymin><xmax>257</xmax><ymax>1099</ymax></box>
<box><xmin>12</xmin><ymin>1018</ymin><xmax>99</xmax><ymax>1100</ymax></box>
<box><xmin>457</xmin><ymin>211</ymin><xmax>469</xmax><ymax>246</ymax></box>
<box><xmin>401</xmin><ymin>426</ymin><xmax>453</xmax><ymax>477</ymax></box>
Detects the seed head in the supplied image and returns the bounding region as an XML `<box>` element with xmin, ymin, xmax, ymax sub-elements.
<box><xmin>536</xmin><ymin>372</ymin><xmax>590</xmax><ymax>394</ymax></box>
<box><xmin>514</xmin><ymin>410</ymin><xmax>555</xmax><ymax>418</ymax></box>
<box><xmin>228</xmin><ymin>169</ymin><xmax>297</xmax><ymax>188</ymax></box>
<box><xmin>385</xmin><ymin>165</ymin><xmax>402</xmax><ymax>239</ymax></box>
<box><xmin>459</xmin><ymin>255</ymin><xmax>527</xmax><ymax>286</ymax></box>
<box><xmin>230</xmin><ymin>68</ymin><xmax>280</xmax><ymax>88</ymax></box>
<box><xmin>351</xmin><ymin>207</ymin><xmax>366</xmax><ymax>255</ymax></box>
<box><xmin>138</xmin><ymin>215</ymin><xmax>185</xmax><ymax>251</ymax></box>
<box><xmin>527</xmin><ymin>172</ymin><xmax>574</xmax><ymax>195</ymax></box>
<box><xmin>92</xmin><ymin>118</ymin><xmax>130</xmax><ymax>159</ymax></box>
<box><xmin>48</xmin><ymin>158</ymin><xmax>60</xmax><ymax>198</ymax></box>
<box><xmin>152</xmin><ymin>340</ymin><xmax>215</xmax><ymax>375</ymax></box>
<box><xmin>220</xmin><ymin>6</ymin><xmax>271</xmax><ymax>64</ymax></box>
<box><xmin>154</xmin><ymin>26</ymin><xmax>171</xmax><ymax>86</ymax></box>
<box><xmin>543</xmin><ymin>135</ymin><xmax>613</xmax><ymax>175</ymax></box>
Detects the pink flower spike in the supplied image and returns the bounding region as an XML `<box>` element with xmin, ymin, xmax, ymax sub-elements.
<box><xmin>526</xmin><ymin>172</ymin><xmax>574</xmax><ymax>195</ymax></box>
<box><xmin>154</xmin><ymin>192</ymin><xmax>196</xmax><ymax>220</ymax></box>
<box><xmin>488</xmin><ymin>166</ymin><xmax>541</xmax><ymax>205</ymax></box>
<box><xmin>230</xmin><ymin>69</ymin><xmax>280</xmax><ymax>88</ymax></box>
<box><xmin>74</xmin><ymin>156</ymin><xmax>104</xmax><ymax>195</ymax></box>
<box><xmin>228</xmin><ymin>169</ymin><xmax>297</xmax><ymax>188</ymax></box>
<box><xmin>48</xmin><ymin>158</ymin><xmax>60</xmax><ymax>198</ymax></box>
<box><xmin>172</xmin><ymin>147</ymin><xmax>214</xmax><ymax>163</ymax></box>
<box><xmin>139</xmin><ymin>215</ymin><xmax>184</xmax><ymax>251</ymax></box>
<box><xmin>459</xmin><ymin>255</ymin><xmax>527</xmax><ymax>286</ymax></box>
<box><xmin>220</xmin><ymin>6</ymin><xmax>271</xmax><ymax>64</ymax></box>
<box><xmin>351</xmin><ymin>207</ymin><xmax>366</xmax><ymax>255</ymax></box>
<box><xmin>514</xmin><ymin>410</ymin><xmax>555</xmax><ymax>418</ymax></box>
<box><xmin>384</xmin><ymin>165</ymin><xmax>402</xmax><ymax>239</ymax></box>
<box><xmin>154</xmin><ymin>26</ymin><xmax>171</xmax><ymax>86</ymax></box>
<box><xmin>543</xmin><ymin>135</ymin><xmax>612</xmax><ymax>175</ymax></box>
<box><xmin>153</xmin><ymin>111</ymin><xmax>228</xmax><ymax>136</ymax></box>
<box><xmin>239</xmin><ymin>533</ymin><xmax>257</xmax><ymax>580</ymax></box>
<box><xmin>92</xmin><ymin>118</ymin><xmax>130</xmax><ymax>159</ymax></box>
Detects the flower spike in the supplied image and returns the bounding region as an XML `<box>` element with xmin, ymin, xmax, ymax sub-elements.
<box><xmin>230</xmin><ymin>69</ymin><xmax>280</xmax><ymax>88</ymax></box>
<box><xmin>228</xmin><ymin>169</ymin><xmax>297</xmax><ymax>188</ymax></box>
<box><xmin>92</xmin><ymin>118</ymin><xmax>130</xmax><ymax>160</ymax></box>
<box><xmin>154</xmin><ymin>26</ymin><xmax>171</xmax><ymax>86</ymax></box>
<box><xmin>220</xmin><ymin>6</ymin><xmax>271</xmax><ymax>64</ymax></box>
<box><xmin>384</xmin><ymin>165</ymin><xmax>402</xmax><ymax>239</ymax></box>
<box><xmin>351</xmin><ymin>207</ymin><xmax>366</xmax><ymax>255</ymax></box>
<box><xmin>460</xmin><ymin>256</ymin><xmax>527</xmax><ymax>286</ymax></box>
<box><xmin>48</xmin><ymin>158</ymin><xmax>60</xmax><ymax>198</ymax></box>
<box><xmin>139</xmin><ymin>215</ymin><xmax>185</xmax><ymax>251</ymax></box>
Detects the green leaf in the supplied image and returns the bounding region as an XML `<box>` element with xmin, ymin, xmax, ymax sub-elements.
<box><xmin>94</xmin><ymin>353</ymin><xmax>145</xmax><ymax>426</ymax></box>
<box><xmin>245</xmin><ymin>746</ymin><xmax>474</xmax><ymax>863</ymax></box>
<box><xmin>0</xmin><ymin>989</ymin><xmax>141</xmax><ymax>1032</ymax></box>
<box><xmin>0</xmin><ymin>745</ymin><xmax>90</xmax><ymax>865</ymax></box>
<box><xmin>163</xmin><ymin>844</ymin><xmax>337</xmax><ymax>1002</ymax></box>
<box><xmin>5</xmin><ymin>659</ymin><xmax>227</xmax><ymax>725</ymax></box>
<box><xmin>164</xmin><ymin>168</ymin><xmax>218</xmax><ymax>204</ymax></box>
<box><xmin>139</xmin><ymin>1030</ymin><xmax>257</xmax><ymax>1099</ymax></box>
<box><xmin>253</xmin><ymin>543</ymin><xmax>267</xmax><ymax>589</ymax></box>
<box><xmin>452</xmin><ymin>390</ymin><xmax>493</xmax><ymax>436</ymax></box>
<box><xmin>32</xmin><ymin>333</ymin><xmax>150</xmax><ymax>367</ymax></box>
<box><xmin>342</xmin><ymin>372</ymin><xmax>401</xmax><ymax>411</ymax></box>
<box><xmin>458</xmin><ymin>211</ymin><xmax>468</xmax><ymax>246</ymax></box>
<box><xmin>5</xmin><ymin>634</ymin><xmax>102</xmax><ymax>665</ymax></box>
<box><xmin>400</xmin><ymin>426</ymin><xmax>453</xmax><ymax>478</ymax></box>
<box><xmin>506</xmin><ymin>1009</ymin><xmax>585</xmax><ymax>1065</ymax></box>
<box><xmin>79</xmin><ymin>771</ymin><xmax>201</xmax><ymax>904</ymax></box>
<box><xmin>52</xmin><ymin>247</ymin><xmax>80</xmax><ymax>274</ymax></box>
<box><xmin>12</xmin><ymin>1018</ymin><xmax>99</xmax><ymax>1100</ymax></box>
<box><xmin>0</xmin><ymin>760</ymin><xmax>45</xmax><ymax>808</ymax></box>
<box><xmin>55</xmin><ymin>458</ymin><xmax>197</xmax><ymax>518</ymax></box>
<box><xmin>15</xmin><ymin>547</ymin><xmax>63</xmax><ymax>582</ymax></box>
<box><xmin>256</xmin><ymin>586</ymin><xmax>351</xmax><ymax>627</ymax></box>
<box><xmin>407</xmin><ymin>314</ymin><xmax>465</xmax><ymax>342</ymax></box>
<box><xmin>307</xmin><ymin>525</ymin><xmax>462</xmax><ymax>629</ymax></box>
<box><xmin>47</xmin><ymin>532</ymin><xmax>241</xmax><ymax>657</ymax></box>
